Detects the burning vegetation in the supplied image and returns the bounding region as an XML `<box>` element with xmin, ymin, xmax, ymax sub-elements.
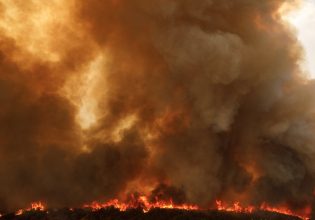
<box><xmin>0</xmin><ymin>199</ymin><xmax>310</xmax><ymax>220</ymax></box>
<box><xmin>0</xmin><ymin>0</ymin><xmax>315</xmax><ymax>219</ymax></box>
<box><xmin>0</xmin><ymin>207</ymin><xmax>307</xmax><ymax>220</ymax></box>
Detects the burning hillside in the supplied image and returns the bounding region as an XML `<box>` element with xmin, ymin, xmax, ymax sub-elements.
<box><xmin>0</xmin><ymin>209</ymin><xmax>307</xmax><ymax>220</ymax></box>
<box><xmin>0</xmin><ymin>200</ymin><xmax>310</xmax><ymax>220</ymax></box>
<box><xmin>0</xmin><ymin>0</ymin><xmax>315</xmax><ymax>219</ymax></box>
<box><xmin>0</xmin><ymin>197</ymin><xmax>311</xmax><ymax>220</ymax></box>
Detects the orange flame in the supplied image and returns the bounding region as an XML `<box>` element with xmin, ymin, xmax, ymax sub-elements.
<box><xmin>15</xmin><ymin>202</ymin><xmax>45</xmax><ymax>216</ymax></box>
<box><xmin>215</xmin><ymin>200</ymin><xmax>255</xmax><ymax>213</ymax></box>
<box><xmin>215</xmin><ymin>200</ymin><xmax>310</xmax><ymax>220</ymax></box>
<box><xmin>84</xmin><ymin>197</ymin><xmax>310</xmax><ymax>219</ymax></box>
<box><xmin>83</xmin><ymin>196</ymin><xmax>199</xmax><ymax>213</ymax></box>
<box><xmin>260</xmin><ymin>203</ymin><xmax>311</xmax><ymax>220</ymax></box>
<box><xmin>11</xmin><ymin>199</ymin><xmax>311</xmax><ymax>220</ymax></box>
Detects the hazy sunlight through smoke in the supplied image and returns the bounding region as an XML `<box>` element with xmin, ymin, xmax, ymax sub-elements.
<box><xmin>283</xmin><ymin>0</ymin><xmax>315</xmax><ymax>78</ymax></box>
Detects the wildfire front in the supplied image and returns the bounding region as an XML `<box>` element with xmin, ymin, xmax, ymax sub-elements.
<box><xmin>0</xmin><ymin>0</ymin><xmax>314</xmax><ymax>219</ymax></box>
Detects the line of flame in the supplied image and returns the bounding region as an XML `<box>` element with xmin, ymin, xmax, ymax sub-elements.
<box><xmin>215</xmin><ymin>200</ymin><xmax>310</xmax><ymax>220</ymax></box>
<box><xmin>15</xmin><ymin>202</ymin><xmax>45</xmax><ymax>216</ymax></box>
<box><xmin>8</xmin><ymin>198</ymin><xmax>310</xmax><ymax>220</ymax></box>
<box><xmin>83</xmin><ymin>198</ymin><xmax>310</xmax><ymax>220</ymax></box>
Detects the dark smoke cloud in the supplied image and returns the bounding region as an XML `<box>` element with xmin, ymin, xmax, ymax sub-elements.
<box><xmin>0</xmin><ymin>0</ymin><xmax>313</xmax><ymax>214</ymax></box>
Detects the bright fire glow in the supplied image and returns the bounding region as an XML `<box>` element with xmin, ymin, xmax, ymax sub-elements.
<box><xmin>83</xmin><ymin>198</ymin><xmax>310</xmax><ymax>220</ymax></box>
<box><xmin>260</xmin><ymin>203</ymin><xmax>311</xmax><ymax>220</ymax></box>
<box><xmin>84</xmin><ymin>196</ymin><xmax>199</xmax><ymax>213</ymax></box>
<box><xmin>11</xmin><ymin>199</ymin><xmax>310</xmax><ymax>220</ymax></box>
<box><xmin>216</xmin><ymin>200</ymin><xmax>310</xmax><ymax>220</ymax></box>
<box><xmin>15</xmin><ymin>202</ymin><xmax>45</xmax><ymax>216</ymax></box>
<box><xmin>215</xmin><ymin>200</ymin><xmax>255</xmax><ymax>213</ymax></box>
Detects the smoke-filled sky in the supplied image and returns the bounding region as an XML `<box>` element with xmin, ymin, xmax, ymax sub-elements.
<box><xmin>0</xmin><ymin>0</ymin><xmax>315</xmax><ymax>215</ymax></box>
<box><xmin>284</xmin><ymin>0</ymin><xmax>315</xmax><ymax>78</ymax></box>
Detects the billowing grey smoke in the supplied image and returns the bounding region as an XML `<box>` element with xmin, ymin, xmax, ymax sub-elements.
<box><xmin>0</xmin><ymin>0</ymin><xmax>313</xmax><ymax>215</ymax></box>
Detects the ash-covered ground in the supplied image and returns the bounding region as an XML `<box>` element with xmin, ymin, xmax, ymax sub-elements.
<box><xmin>0</xmin><ymin>208</ymin><xmax>303</xmax><ymax>220</ymax></box>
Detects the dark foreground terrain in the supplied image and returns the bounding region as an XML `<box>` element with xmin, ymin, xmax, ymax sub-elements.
<box><xmin>0</xmin><ymin>208</ymin><xmax>304</xmax><ymax>220</ymax></box>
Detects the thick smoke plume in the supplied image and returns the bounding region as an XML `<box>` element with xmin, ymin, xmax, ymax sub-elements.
<box><xmin>0</xmin><ymin>0</ymin><xmax>314</xmax><ymax>214</ymax></box>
